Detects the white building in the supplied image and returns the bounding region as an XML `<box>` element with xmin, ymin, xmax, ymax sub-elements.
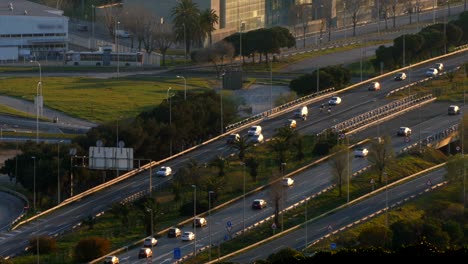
<box><xmin>0</xmin><ymin>0</ymin><xmax>68</xmax><ymax>61</ymax></box>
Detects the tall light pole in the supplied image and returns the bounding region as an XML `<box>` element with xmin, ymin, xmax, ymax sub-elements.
<box><xmin>117</xmin><ymin>21</ymin><xmax>120</xmax><ymax>78</ymax></box>
<box><xmin>433</xmin><ymin>0</ymin><xmax>436</xmax><ymax>24</ymax></box>
<box><xmin>208</xmin><ymin>190</ymin><xmax>214</xmax><ymax>261</ymax></box>
<box><xmin>384</xmin><ymin>171</ymin><xmax>388</xmax><ymax>228</ymax></box>
<box><xmin>149</xmin><ymin>159</ymin><xmax>152</xmax><ymax>195</ymax></box>
<box><xmin>167</xmin><ymin>87</ymin><xmax>173</xmax><ymax>156</ymax></box>
<box><xmin>91</xmin><ymin>4</ymin><xmax>95</xmax><ymax>50</ymax></box>
<box><xmin>304</xmin><ymin>196</ymin><xmax>308</xmax><ymax>251</ymax></box>
<box><xmin>176</xmin><ymin>75</ymin><xmax>186</xmax><ymax>100</ymax></box>
<box><xmin>69</xmin><ymin>148</ymin><xmax>76</xmax><ymax>197</ymax></box>
<box><xmin>32</xmin><ymin>156</ymin><xmax>36</xmax><ymax>212</ymax></box>
<box><xmin>281</xmin><ymin>162</ymin><xmax>286</xmax><ymax>232</ymax></box>
<box><xmin>347</xmin><ymin>136</ymin><xmax>351</xmax><ymax>203</ymax></box>
<box><xmin>57</xmin><ymin>140</ymin><xmax>63</xmax><ymax>204</ymax></box>
<box><xmin>444</xmin><ymin>1</ymin><xmax>448</xmax><ymax>54</ymax></box>
<box><xmin>314</xmin><ymin>5</ymin><xmax>323</xmax><ymax>45</ymax></box>
<box><xmin>182</xmin><ymin>23</ymin><xmax>187</xmax><ymax>60</ymax></box>
<box><xmin>242</xmin><ymin>162</ymin><xmax>246</xmax><ymax>237</ymax></box>
<box><xmin>316</xmin><ymin>65</ymin><xmax>320</xmax><ymax>93</ymax></box>
<box><xmin>343</xmin><ymin>2</ymin><xmax>347</xmax><ymax>41</ymax></box>
<box><xmin>220</xmin><ymin>80</ymin><xmax>223</xmax><ymax>134</ymax></box>
<box><xmin>30</xmin><ymin>60</ymin><xmax>42</xmax><ymax>144</ymax></box>
<box><xmin>191</xmin><ymin>185</ymin><xmax>197</xmax><ymax>256</ymax></box>
<box><xmin>239</xmin><ymin>21</ymin><xmax>245</xmax><ymax>71</ymax></box>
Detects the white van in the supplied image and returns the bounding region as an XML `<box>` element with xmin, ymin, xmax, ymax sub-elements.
<box><xmin>115</xmin><ymin>29</ymin><xmax>130</xmax><ymax>38</ymax></box>
<box><xmin>294</xmin><ymin>106</ymin><xmax>308</xmax><ymax>118</ymax></box>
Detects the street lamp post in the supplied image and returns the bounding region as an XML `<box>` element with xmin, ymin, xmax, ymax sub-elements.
<box><xmin>242</xmin><ymin>162</ymin><xmax>246</xmax><ymax>237</ymax></box>
<box><xmin>32</xmin><ymin>156</ymin><xmax>36</xmax><ymax>212</ymax></box>
<box><xmin>57</xmin><ymin>140</ymin><xmax>63</xmax><ymax>204</ymax></box>
<box><xmin>183</xmin><ymin>23</ymin><xmax>187</xmax><ymax>60</ymax></box>
<box><xmin>91</xmin><ymin>5</ymin><xmax>95</xmax><ymax>50</ymax></box>
<box><xmin>167</xmin><ymin>87</ymin><xmax>173</xmax><ymax>156</ymax></box>
<box><xmin>281</xmin><ymin>162</ymin><xmax>286</xmax><ymax>231</ymax></box>
<box><xmin>30</xmin><ymin>60</ymin><xmax>42</xmax><ymax>143</ymax></box>
<box><xmin>116</xmin><ymin>20</ymin><xmax>120</xmax><ymax>78</ymax></box>
<box><xmin>191</xmin><ymin>185</ymin><xmax>197</xmax><ymax>256</ymax></box>
<box><xmin>304</xmin><ymin>196</ymin><xmax>308</xmax><ymax>251</ymax></box>
<box><xmin>240</xmin><ymin>21</ymin><xmax>245</xmax><ymax>70</ymax></box>
<box><xmin>69</xmin><ymin>148</ymin><xmax>76</xmax><ymax>197</ymax></box>
<box><xmin>384</xmin><ymin>171</ymin><xmax>388</xmax><ymax>228</ymax></box>
<box><xmin>176</xmin><ymin>75</ymin><xmax>187</xmax><ymax>100</ymax></box>
<box><xmin>314</xmin><ymin>5</ymin><xmax>323</xmax><ymax>45</ymax></box>
<box><xmin>220</xmin><ymin>80</ymin><xmax>223</xmax><ymax>134</ymax></box>
<box><xmin>208</xmin><ymin>190</ymin><xmax>214</xmax><ymax>261</ymax></box>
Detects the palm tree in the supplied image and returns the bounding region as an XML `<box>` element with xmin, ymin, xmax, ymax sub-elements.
<box><xmin>200</xmin><ymin>8</ymin><xmax>219</xmax><ymax>47</ymax></box>
<box><xmin>171</xmin><ymin>0</ymin><xmax>201</xmax><ymax>58</ymax></box>
<box><xmin>230</xmin><ymin>135</ymin><xmax>252</xmax><ymax>161</ymax></box>
<box><xmin>210</xmin><ymin>155</ymin><xmax>228</xmax><ymax>177</ymax></box>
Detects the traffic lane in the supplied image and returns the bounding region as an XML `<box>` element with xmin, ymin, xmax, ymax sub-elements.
<box><xmin>354</xmin><ymin>101</ymin><xmax>459</xmax><ymax>143</ymax></box>
<box><xmin>228</xmin><ymin>169</ymin><xmax>447</xmax><ymax>263</ymax></box>
<box><xmin>0</xmin><ymin>192</ymin><xmax>24</xmax><ymax>232</ymax></box>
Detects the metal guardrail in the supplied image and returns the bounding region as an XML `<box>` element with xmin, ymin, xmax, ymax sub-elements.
<box><xmin>318</xmin><ymin>94</ymin><xmax>434</xmax><ymax>136</ymax></box>
<box><xmin>397</xmin><ymin>123</ymin><xmax>460</xmax><ymax>154</ymax></box>
<box><xmin>225</xmin><ymin>88</ymin><xmax>335</xmax><ymax>132</ymax></box>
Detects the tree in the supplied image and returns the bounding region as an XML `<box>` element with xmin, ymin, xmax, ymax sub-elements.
<box><xmin>329</xmin><ymin>144</ymin><xmax>350</xmax><ymax>197</ymax></box>
<box><xmin>367</xmin><ymin>135</ymin><xmax>394</xmax><ymax>184</ymax></box>
<box><xmin>345</xmin><ymin>0</ymin><xmax>364</xmax><ymax>36</ymax></box>
<box><xmin>172</xmin><ymin>0</ymin><xmax>201</xmax><ymax>58</ymax></box>
<box><xmin>152</xmin><ymin>22</ymin><xmax>175</xmax><ymax>66</ymax></box>
<box><xmin>74</xmin><ymin>237</ymin><xmax>111</xmax><ymax>263</ymax></box>
<box><xmin>245</xmin><ymin>155</ymin><xmax>260</xmax><ymax>182</ymax></box>
<box><xmin>29</xmin><ymin>236</ymin><xmax>57</xmax><ymax>255</ymax></box>
<box><xmin>230</xmin><ymin>135</ymin><xmax>252</xmax><ymax>162</ymax></box>
<box><xmin>192</xmin><ymin>41</ymin><xmax>235</xmax><ymax>78</ymax></box>
<box><xmin>358</xmin><ymin>224</ymin><xmax>392</xmax><ymax>247</ymax></box>
<box><xmin>269</xmin><ymin>181</ymin><xmax>283</xmax><ymax>229</ymax></box>
<box><xmin>200</xmin><ymin>8</ymin><xmax>219</xmax><ymax>47</ymax></box>
<box><xmin>210</xmin><ymin>155</ymin><xmax>229</xmax><ymax>177</ymax></box>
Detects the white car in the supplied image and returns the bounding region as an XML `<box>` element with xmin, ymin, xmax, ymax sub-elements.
<box><xmin>425</xmin><ymin>68</ymin><xmax>438</xmax><ymax>77</ymax></box>
<box><xmin>328</xmin><ymin>96</ymin><xmax>342</xmax><ymax>105</ymax></box>
<box><xmin>248</xmin><ymin>125</ymin><xmax>262</xmax><ymax>136</ymax></box>
<box><xmin>156</xmin><ymin>166</ymin><xmax>172</xmax><ymax>177</ymax></box>
<box><xmin>354</xmin><ymin>147</ymin><xmax>369</xmax><ymax>157</ymax></box>
<box><xmin>435</xmin><ymin>63</ymin><xmax>444</xmax><ymax>71</ymax></box>
<box><xmin>181</xmin><ymin>231</ymin><xmax>195</xmax><ymax>241</ymax></box>
<box><xmin>282</xmin><ymin>177</ymin><xmax>294</xmax><ymax>187</ymax></box>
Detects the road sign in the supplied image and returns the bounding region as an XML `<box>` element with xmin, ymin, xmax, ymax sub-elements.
<box><xmin>174</xmin><ymin>247</ymin><xmax>181</xmax><ymax>259</ymax></box>
<box><xmin>327</xmin><ymin>225</ymin><xmax>333</xmax><ymax>232</ymax></box>
<box><xmin>330</xmin><ymin>243</ymin><xmax>337</xmax><ymax>250</ymax></box>
<box><xmin>404</xmin><ymin>136</ymin><xmax>410</xmax><ymax>143</ymax></box>
<box><xmin>456</xmin><ymin>146</ymin><xmax>461</xmax><ymax>152</ymax></box>
<box><xmin>271</xmin><ymin>223</ymin><xmax>277</xmax><ymax>229</ymax></box>
<box><xmin>226</xmin><ymin>220</ymin><xmax>232</xmax><ymax>227</ymax></box>
<box><xmin>426</xmin><ymin>179</ymin><xmax>432</xmax><ymax>186</ymax></box>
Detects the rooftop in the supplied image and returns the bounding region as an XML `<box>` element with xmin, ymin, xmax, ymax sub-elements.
<box><xmin>0</xmin><ymin>0</ymin><xmax>63</xmax><ymax>17</ymax></box>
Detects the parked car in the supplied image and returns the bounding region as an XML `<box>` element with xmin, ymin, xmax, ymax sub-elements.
<box><xmin>181</xmin><ymin>231</ymin><xmax>195</xmax><ymax>241</ymax></box>
<box><xmin>167</xmin><ymin>227</ymin><xmax>182</xmax><ymax>238</ymax></box>
<box><xmin>394</xmin><ymin>72</ymin><xmax>407</xmax><ymax>81</ymax></box>
<box><xmin>226</xmin><ymin>133</ymin><xmax>240</xmax><ymax>144</ymax></box>
<box><xmin>285</xmin><ymin>119</ymin><xmax>297</xmax><ymax>129</ymax></box>
<box><xmin>354</xmin><ymin>147</ymin><xmax>369</xmax><ymax>157</ymax></box>
<box><xmin>138</xmin><ymin>248</ymin><xmax>153</xmax><ymax>259</ymax></box>
<box><xmin>425</xmin><ymin>68</ymin><xmax>438</xmax><ymax>77</ymax></box>
<box><xmin>76</xmin><ymin>24</ymin><xmax>88</xmax><ymax>32</ymax></box>
<box><xmin>143</xmin><ymin>237</ymin><xmax>158</xmax><ymax>248</ymax></box>
<box><xmin>435</xmin><ymin>62</ymin><xmax>444</xmax><ymax>71</ymax></box>
<box><xmin>448</xmin><ymin>105</ymin><xmax>461</xmax><ymax>115</ymax></box>
<box><xmin>193</xmin><ymin>217</ymin><xmax>207</xmax><ymax>227</ymax></box>
<box><xmin>368</xmin><ymin>81</ymin><xmax>381</xmax><ymax>91</ymax></box>
<box><xmin>282</xmin><ymin>177</ymin><xmax>294</xmax><ymax>187</ymax></box>
<box><xmin>250</xmin><ymin>133</ymin><xmax>264</xmax><ymax>144</ymax></box>
<box><xmin>103</xmin><ymin>256</ymin><xmax>119</xmax><ymax>264</ymax></box>
<box><xmin>248</xmin><ymin>125</ymin><xmax>262</xmax><ymax>136</ymax></box>
<box><xmin>156</xmin><ymin>166</ymin><xmax>172</xmax><ymax>177</ymax></box>
<box><xmin>328</xmin><ymin>96</ymin><xmax>342</xmax><ymax>105</ymax></box>
<box><xmin>252</xmin><ymin>199</ymin><xmax>267</xmax><ymax>209</ymax></box>
<box><xmin>397</xmin><ymin>126</ymin><xmax>412</xmax><ymax>136</ymax></box>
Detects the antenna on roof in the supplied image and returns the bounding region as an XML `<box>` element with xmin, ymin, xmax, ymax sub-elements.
<box><xmin>8</xmin><ymin>2</ymin><xmax>13</xmax><ymax>11</ymax></box>
<box><xmin>24</xmin><ymin>10</ymin><xmax>28</xmax><ymax>15</ymax></box>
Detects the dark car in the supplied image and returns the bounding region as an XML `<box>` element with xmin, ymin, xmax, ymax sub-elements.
<box><xmin>76</xmin><ymin>24</ymin><xmax>88</xmax><ymax>32</ymax></box>
<box><xmin>138</xmin><ymin>248</ymin><xmax>152</xmax><ymax>259</ymax></box>
<box><xmin>167</xmin><ymin>227</ymin><xmax>182</xmax><ymax>238</ymax></box>
<box><xmin>252</xmin><ymin>199</ymin><xmax>267</xmax><ymax>209</ymax></box>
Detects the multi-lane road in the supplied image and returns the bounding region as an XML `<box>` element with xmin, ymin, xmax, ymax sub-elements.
<box><xmin>0</xmin><ymin>50</ymin><xmax>466</xmax><ymax>262</ymax></box>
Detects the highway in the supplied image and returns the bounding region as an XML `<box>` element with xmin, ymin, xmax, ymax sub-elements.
<box><xmin>0</xmin><ymin>4</ymin><xmax>466</xmax><ymax>261</ymax></box>
<box><xmin>0</xmin><ymin>52</ymin><xmax>465</xmax><ymax>261</ymax></box>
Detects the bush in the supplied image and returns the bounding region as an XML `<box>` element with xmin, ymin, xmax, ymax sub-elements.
<box><xmin>74</xmin><ymin>237</ymin><xmax>110</xmax><ymax>263</ymax></box>
<box><xmin>28</xmin><ymin>236</ymin><xmax>57</xmax><ymax>254</ymax></box>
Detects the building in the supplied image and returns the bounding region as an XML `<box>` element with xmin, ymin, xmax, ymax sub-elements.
<box><xmin>0</xmin><ymin>0</ymin><xmax>68</xmax><ymax>61</ymax></box>
<box><xmin>122</xmin><ymin>0</ymin><xmax>437</xmax><ymax>46</ymax></box>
